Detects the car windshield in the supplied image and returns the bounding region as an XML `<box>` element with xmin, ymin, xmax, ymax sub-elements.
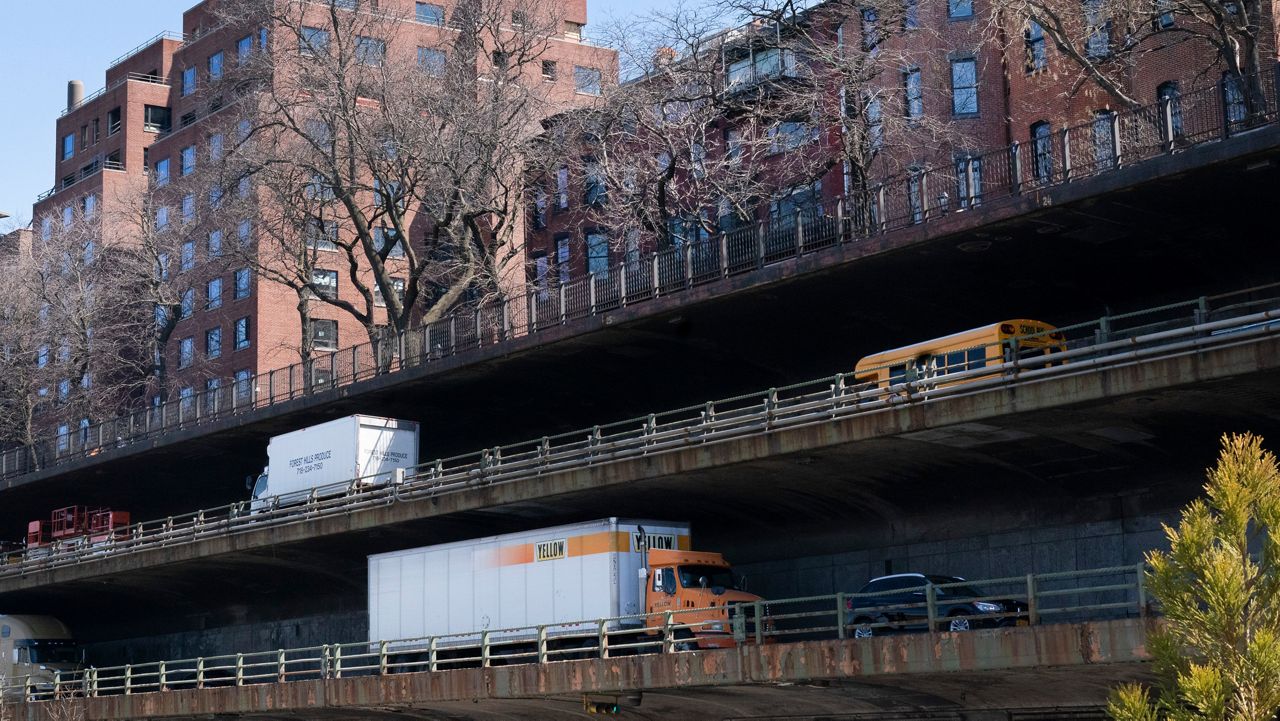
<box><xmin>679</xmin><ymin>565</ymin><xmax>736</xmax><ymax>590</ymax></box>
<box><xmin>927</xmin><ymin>576</ymin><xmax>985</xmax><ymax>597</ymax></box>
<box><xmin>20</xmin><ymin>640</ymin><xmax>80</xmax><ymax>665</ymax></box>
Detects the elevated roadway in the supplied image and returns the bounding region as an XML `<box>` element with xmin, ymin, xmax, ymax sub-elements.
<box><xmin>3</xmin><ymin>116</ymin><xmax>1280</xmax><ymax>529</ymax></box>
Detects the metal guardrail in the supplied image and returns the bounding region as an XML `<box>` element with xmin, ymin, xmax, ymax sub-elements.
<box><xmin>6</xmin><ymin>67</ymin><xmax>1278</xmax><ymax>484</ymax></box>
<box><xmin>2</xmin><ymin>283</ymin><xmax>1278</xmax><ymax>577</ymax></box>
<box><xmin>58</xmin><ymin>73</ymin><xmax>169</xmax><ymax>120</ymax></box>
<box><xmin>106</xmin><ymin>31</ymin><xmax>185</xmax><ymax>71</ymax></box>
<box><xmin>0</xmin><ymin>564</ymin><xmax>1147</xmax><ymax>702</ymax></box>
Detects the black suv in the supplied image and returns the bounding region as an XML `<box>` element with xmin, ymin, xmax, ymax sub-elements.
<box><xmin>847</xmin><ymin>573</ymin><xmax>1028</xmax><ymax>637</ymax></box>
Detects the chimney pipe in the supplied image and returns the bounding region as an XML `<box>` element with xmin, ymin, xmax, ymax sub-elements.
<box><xmin>67</xmin><ymin>81</ymin><xmax>85</xmax><ymax>112</ymax></box>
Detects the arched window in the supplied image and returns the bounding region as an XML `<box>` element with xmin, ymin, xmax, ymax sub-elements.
<box><xmin>1030</xmin><ymin>121</ymin><xmax>1053</xmax><ymax>181</ymax></box>
<box><xmin>1157</xmin><ymin>81</ymin><xmax>1183</xmax><ymax>138</ymax></box>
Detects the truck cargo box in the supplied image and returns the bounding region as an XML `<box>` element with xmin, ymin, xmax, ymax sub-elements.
<box><xmin>368</xmin><ymin>518</ymin><xmax>690</xmax><ymax>647</ymax></box>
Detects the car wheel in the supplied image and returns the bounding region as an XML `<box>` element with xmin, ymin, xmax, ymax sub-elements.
<box><xmin>852</xmin><ymin>617</ymin><xmax>874</xmax><ymax>638</ymax></box>
<box><xmin>946</xmin><ymin>613</ymin><xmax>970</xmax><ymax>632</ymax></box>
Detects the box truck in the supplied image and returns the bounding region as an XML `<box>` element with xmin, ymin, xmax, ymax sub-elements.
<box><xmin>0</xmin><ymin>616</ymin><xmax>82</xmax><ymax>697</ymax></box>
<box><xmin>368</xmin><ymin>518</ymin><xmax>764</xmax><ymax>654</ymax></box>
<box><xmin>249</xmin><ymin>415</ymin><xmax>419</xmax><ymax>511</ymax></box>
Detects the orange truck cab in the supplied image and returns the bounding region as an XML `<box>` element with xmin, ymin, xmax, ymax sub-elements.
<box><xmin>642</xmin><ymin>548</ymin><xmax>764</xmax><ymax>649</ymax></box>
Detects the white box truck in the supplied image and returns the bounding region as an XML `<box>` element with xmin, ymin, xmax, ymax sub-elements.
<box><xmin>368</xmin><ymin>518</ymin><xmax>764</xmax><ymax>653</ymax></box>
<box><xmin>249</xmin><ymin>415</ymin><xmax>419</xmax><ymax>510</ymax></box>
<box><xmin>0</xmin><ymin>615</ymin><xmax>82</xmax><ymax>697</ymax></box>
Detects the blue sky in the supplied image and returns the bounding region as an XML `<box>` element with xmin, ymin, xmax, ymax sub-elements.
<box><xmin>0</xmin><ymin>0</ymin><xmax>666</xmax><ymax>233</ymax></box>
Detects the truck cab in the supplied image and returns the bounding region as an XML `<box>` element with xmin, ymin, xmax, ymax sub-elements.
<box><xmin>0</xmin><ymin>615</ymin><xmax>82</xmax><ymax>696</ymax></box>
<box><xmin>643</xmin><ymin>549</ymin><xmax>763</xmax><ymax>648</ymax></box>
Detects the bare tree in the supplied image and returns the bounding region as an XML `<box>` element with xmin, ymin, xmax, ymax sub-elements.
<box><xmin>207</xmin><ymin>0</ymin><xmax>592</xmax><ymax>362</ymax></box>
<box><xmin>991</xmin><ymin>0</ymin><xmax>1270</xmax><ymax>114</ymax></box>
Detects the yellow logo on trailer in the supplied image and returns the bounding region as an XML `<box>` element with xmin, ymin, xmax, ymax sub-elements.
<box><xmin>534</xmin><ymin>539</ymin><xmax>567</xmax><ymax>562</ymax></box>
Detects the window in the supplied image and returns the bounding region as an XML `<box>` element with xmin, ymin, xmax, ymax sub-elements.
<box><xmin>1084</xmin><ymin>0</ymin><xmax>1111</xmax><ymax>58</ymax></box>
<box><xmin>238</xmin><ymin>175</ymin><xmax>251</xmax><ymax>198</ymax></box>
<box><xmin>556</xmin><ymin>236</ymin><xmax>570</xmax><ymax>283</ymax></box>
<box><xmin>532</xmin><ymin>254</ymin><xmax>549</xmax><ymax>295</ymax></box>
<box><xmin>418</xmin><ymin>47</ymin><xmax>446</xmax><ymax>75</ymax></box>
<box><xmin>206</xmin><ymin>327</ymin><xmax>222</xmax><ymax>358</ymax></box>
<box><xmin>179</xmin><ymin>386</ymin><xmax>195</xmax><ymax>416</ymax></box>
<box><xmin>182</xmin><ymin>194</ymin><xmax>196</xmax><ymax>223</ymax></box>
<box><xmin>1156</xmin><ymin>0</ymin><xmax>1175</xmax><ymax>27</ymax></box>
<box><xmin>312</xmin><ymin>269</ymin><xmax>339</xmax><ymax>299</ymax></box>
<box><xmin>156</xmin><ymin>206</ymin><xmax>170</xmax><ymax>230</ymax></box>
<box><xmin>180</xmin><ymin>145</ymin><xmax>195</xmax><ymax>175</ymax></box>
<box><xmin>726</xmin><ymin>48</ymin><xmax>799</xmax><ymax>89</ymax></box>
<box><xmin>374</xmin><ymin>278</ymin><xmax>405</xmax><ymax>307</ymax></box>
<box><xmin>40</xmin><ymin>217</ymin><xmax>51</xmax><ymax>241</ymax></box>
<box><xmin>1224</xmin><ymin>73</ymin><xmax>1247</xmax><ymax>124</ymax></box>
<box><xmin>208</xmin><ymin>52</ymin><xmax>224</xmax><ymax>81</ymax></box>
<box><xmin>62</xmin><ymin>134</ymin><xmax>74</xmax><ymax>161</ymax></box>
<box><xmin>205</xmin><ymin>378</ymin><xmax>221</xmax><ymax>413</ymax></box>
<box><xmin>1031</xmin><ymin>121</ymin><xmax>1053</xmax><ymax>180</ymax></box>
<box><xmin>574</xmin><ymin>66</ymin><xmax>602</xmax><ymax>95</ymax></box>
<box><xmin>83</xmin><ymin>194</ymin><xmax>97</xmax><ymax>220</ymax></box>
<box><xmin>235</xmin><ymin>368</ymin><xmax>253</xmax><ymax>402</ymax></box>
<box><xmin>492</xmin><ymin>50</ymin><xmax>510</xmax><ymax>71</ymax></box>
<box><xmin>210</xmin><ymin>185</ymin><xmax>223</xmax><ymax>209</ymax></box>
<box><xmin>769</xmin><ymin>181</ymin><xmax>822</xmax><ymax>225</ymax></box>
<box><xmin>1092</xmin><ymin>110</ymin><xmax>1117</xmax><ymax>168</ymax></box>
<box><xmin>36</xmin><ymin>346</ymin><xmax>49</xmax><ymax>368</ymax></box>
<box><xmin>416</xmin><ymin>2</ymin><xmax>445</xmax><ymax>24</ymax></box>
<box><xmin>57</xmin><ymin>379</ymin><xmax>71</xmax><ymax>402</ymax></box>
<box><xmin>950</xmin><ymin>59</ymin><xmax>978</xmax><ymax>115</ymax></box>
<box><xmin>948</xmin><ymin>0</ymin><xmax>973</xmax><ymax>18</ymax></box>
<box><xmin>769</xmin><ymin>120</ymin><xmax>814</xmax><ymax>153</ymax></box>
<box><xmin>237</xmin><ymin>35</ymin><xmax>253</xmax><ymax>63</ymax></box>
<box><xmin>207</xmin><ymin>277</ymin><xmax>223</xmax><ymax>309</ymax></box>
<box><xmin>532</xmin><ymin>188</ymin><xmax>548</xmax><ymax>229</ymax></box>
<box><xmin>107</xmin><ymin>107</ymin><xmax>122</xmax><ymax>135</ymax></box>
<box><xmin>180</xmin><ymin>289</ymin><xmax>195</xmax><ymax>319</ymax></box>
<box><xmin>234</xmin><ymin>317</ymin><xmax>251</xmax><ymax>350</ymax></box>
<box><xmin>182</xmin><ymin>66</ymin><xmax>198</xmax><ymax>96</ymax></box>
<box><xmin>1025</xmin><ymin>21</ymin><xmax>1047</xmax><ymax>72</ymax></box>
<box><xmin>955</xmin><ymin>154</ymin><xmax>982</xmax><ymax>207</ymax></box>
<box><xmin>179</xmin><ymin>337</ymin><xmax>195</xmax><ymax>368</ymax></box>
<box><xmin>904</xmin><ymin>0</ymin><xmax>919</xmax><ymax>28</ymax></box>
<box><xmin>586</xmin><ymin>232</ymin><xmax>609</xmax><ymax>275</ymax></box>
<box><xmin>300</xmin><ymin>26</ymin><xmax>330</xmax><ymax>56</ymax></box>
<box><xmin>208</xmin><ymin>229</ymin><xmax>223</xmax><ymax>257</ymax></box>
<box><xmin>373</xmin><ymin>227</ymin><xmax>404</xmax><ymax>257</ymax></box>
<box><xmin>512</xmin><ymin>9</ymin><xmax>528</xmax><ymax>26</ymax></box>
<box><xmin>861</xmin><ymin>7</ymin><xmax>881</xmax><ymax>54</ymax></box>
<box><xmin>556</xmin><ymin>166</ymin><xmax>570</xmax><ymax>209</ymax></box>
<box><xmin>144</xmin><ymin>105</ymin><xmax>171</xmax><ymax>133</ymax></box>
<box><xmin>238</xmin><ymin>219</ymin><xmax>252</xmax><ymax>245</ymax></box>
<box><xmin>181</xmin><ymin>240</ymin><xmax>196</xmax><ymax>271</ymax></box>
<box><xmin>157</xmin><ymin>254</ymin><xmax>171</xmax><ymax>281</ymax></box>
<box><xmin>542</xmin><ymin>60</ymin><xmax>557</xmax><ymax>80</ymax></box>
<box><xmin>1157</xmin><ymin>81</ymin><xmax>1183</xmax><ymax>138</ymax></box>
<box><xmin>625</xmin><ymin>229</ymin><xmax>641</xmax><ymax>263</ymax></box>
<box><xmin>903</xmin><ymin>68</ymin><xmax>923</xmax><ymax>119</ymax></box>
<box><xmin>584</xmin><ymin>160</ymin><xmax>606</xmax><ymax>205</ymax></box>
<box><xmin>209</xmin><ymin>133</ymin><xmax>224</xmax><ymax>161</ymax></box>
<box><xmin>63</xmin><ymin>205</ymin><xmax>74</xmax><ymax>228</ymax></box>
<box><xmin>56</xmin><ymin>425</ymin><xmax>69</xmax><ymax>453</ymax></box>
<box><xmin>234</xmin><ymin>268</ymin><xmax>251</xmax><ymax>299</ymax></box>
<box><xmin>907</xmin><ymin>169</ymin><xmax>923</xmax><ymax>223</ymax></box>
<box><xmin>311</xmin><ymin>319</ymin><xmax>338</xmax><ymax>351</ymax></box>
<box><xmin>356</xmin><ymin>36</ymin><xmax>386</xmax><ymax>66</ymax></box>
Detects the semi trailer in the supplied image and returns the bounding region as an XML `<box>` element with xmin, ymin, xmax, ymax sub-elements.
<box><xmin>368</xmin><ymin>518</ymin><xmax>763</xmax><ymax>653</ymax></box>
<box><xmin>249</xmin><ymin>415</ymin><xmax>419</xmax><ymax>510</ymax></box>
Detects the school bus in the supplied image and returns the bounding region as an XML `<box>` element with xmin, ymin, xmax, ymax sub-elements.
<box><xmin>853</xmin><ymin>320</ymin><xmax>1066</xmax><ymax>389</ymax></box>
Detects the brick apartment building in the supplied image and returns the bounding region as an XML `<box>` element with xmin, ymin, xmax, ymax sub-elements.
<box><xmin>525</xmin><ymin>0</ymin><xmax>1277</xmax><ymax>281</ymax></box>
<box><xmin>31</xmin><ymin>0</ymin><xmax>615</xmax><ymax>418</ymax></box>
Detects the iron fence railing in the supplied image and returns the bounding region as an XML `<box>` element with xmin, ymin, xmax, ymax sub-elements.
<box><xmin>6</xmin><ymin>68</ymin><xmax>1278</xmax><ymax>483</ymax></box>
<box><xmin>0</xmin><ymin>564</ymin><xmax>1148</xmax><ymax>703</ymax></box>
<box><xmin>2</xmin><ymin>282</ymin><xmax>1279</xmax><ymax>577</ymax></box>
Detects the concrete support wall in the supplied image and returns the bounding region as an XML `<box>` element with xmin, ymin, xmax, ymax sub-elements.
<box><xmin>84</xmin><ymin>610</ymin><xmax>368</xmax><ymax>667</ymax></box>
<box><xmin>736</xmin><ymin>509</ymin><xmax>1176</xmax><ymax>601</ymax></box>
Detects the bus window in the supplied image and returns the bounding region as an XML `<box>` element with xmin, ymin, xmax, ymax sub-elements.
<box><xmin>967</xmin><ymin>348</ymin><xmax>986</xmax><ymax>368</ymax></box>
<box><xmin>889</xmin><ymin>365</ymin><xmax>907</xmax><ymax>385</ymax></box>
<box><xmin>945</xmin><ymin>351</ymin><xmax>966</xmax><ymax>373</ymax></box>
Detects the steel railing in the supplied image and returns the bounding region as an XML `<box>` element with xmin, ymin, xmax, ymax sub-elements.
<box><xmin>2</xmin><ymin>283</ymin><xmax>1279</xmax><ymax>577</ymax></box>
<box><xmin>7</xmin><ymin>67</ymin><xmax>1278</xmax><ymax>484</ymax></box>
<box><xmin>0</xmin><ymin>564</ymin><xmax>1148</xmax><ymax>703</ymax></box>
<box><xmin>58</xmin><ymin>73</ymin><xmax>170</xmax><ymax>120</ymax></box>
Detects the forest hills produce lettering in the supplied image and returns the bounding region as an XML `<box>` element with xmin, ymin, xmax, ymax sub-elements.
<box><xmin>289</xmin><ymin>450</ymin><xmax>332</xmax><ymax>476</ymax></box>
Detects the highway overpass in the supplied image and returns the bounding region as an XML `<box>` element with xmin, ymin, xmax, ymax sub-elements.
<box><xmin>2</xmin><ymin>89</ymin><xmax>1280</xmax><ymax>531</ymax></box>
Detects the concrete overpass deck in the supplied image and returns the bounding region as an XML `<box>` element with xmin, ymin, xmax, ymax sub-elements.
<box><xmin>6</xmin><ymin>618</ymin><xmax>1155</xmax><ymax>721</ymax></box>
<box><xmin>0</xmin><ymin>295</ymin><xmax>1276</xmax><ymax>634</ymax></box>
<box><xmin>3</xmin><ymin>98</ymin><xmax>1280</xmax><ymax>528</ymax></box>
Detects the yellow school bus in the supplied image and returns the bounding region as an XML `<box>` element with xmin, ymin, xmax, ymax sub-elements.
<box><xmin>853</xmin><ymin>320</ymin><xmax>1066</xmax><ymax>389</ymax></box>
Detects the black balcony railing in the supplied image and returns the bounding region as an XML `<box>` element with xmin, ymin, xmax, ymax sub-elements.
<box><xmin>3</xmin><ymin>68</ymin><xmax>1277</xmax><ymax>483</ymax></box>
